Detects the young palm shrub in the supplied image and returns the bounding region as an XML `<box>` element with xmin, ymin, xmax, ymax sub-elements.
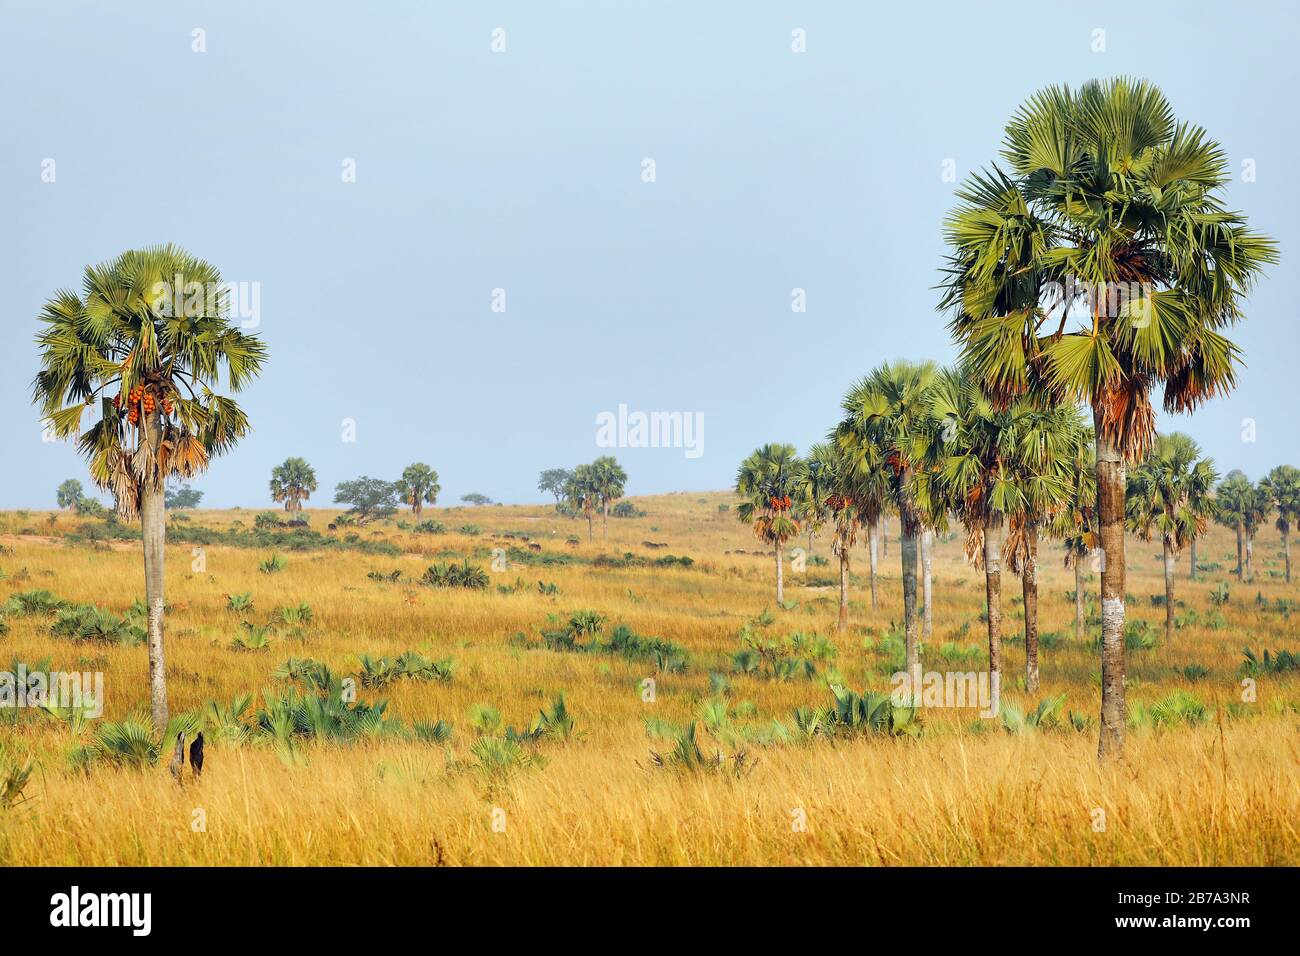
<box><xmin>226</xmin><ymin>592</ymin><xmax>254</xmax><ymax>614</ymax></box>
<box><xmin>4</xmin><ymin>590</ymin><xmax>68</xmax><ymax>616</ymax></box>
<box><xmin>51</xmin><ymin>604</ymin><xmax>144</xmax><ymax>646</ymax></box>
<box><xmin>34</xmin><ymin>245</ymin><xmax>267</xmax><ymax>730</ymax></box>
<box><xmin>1125</xmin><ymin>433</ymin><xmax>1218</xmax><ymax>642</ymax></box>
<box><xmin>735</xmin><ymin>444</ymin><xmax>803</xmax><ymax>603</ymax></box>
<box><xmin>940</xmin><ymin>79</ymin><xmax>1277</xmax><ymax>757</ymax></box>
<box><xmin>1260</xmin><ymin>464</ymin><xmax>1300</xmax><ymax>583</ymax></box>
<box><xmin>258</xmin><ymin>554</ymin><xmax>287</xmax><ymax>575</ymax></box>
<box><xmin>422</xmin><ymin>560</ymin><xmax>489</xmax><ymax>589</ymax></box>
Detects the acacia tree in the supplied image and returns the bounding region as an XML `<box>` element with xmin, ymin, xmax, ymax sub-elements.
<box><xmin>940</xmin><ymin>78</ymin><xmax>1277</xmax><ymax>758</ymax></box>
<box><xmin>334</xmin><ymin>477</ymin><xmax>399</xmax><ymax>523</ymax></box>
<box><xmin>1125</xmin><ymin>433</ymin><xmax>1218</xmax><ymax>642</ymax></box>
<box><xmin>538</xmin><ymin>468</ymin><xmax>573</xmax><ymax>507</ymax></box>
<box><xmin>270</xmin><ymin>457</ymin><xmax>317</xmax><ymax>513</ymax></box>
<box><xmin>735</xmin><ymin>444</ymin><xmax>802</xmax><ymax>603</ymax></box>
<box><xmin>590</xmin><ymin>456</ymin><xmax>628</xmax><ymax>542</ymax></box>
<box><xmin>1261</xmin><ymin>464</ymin><xmax>1300</xmax><ymax>583</ymax></box>
<box><xmin>396</xmin><ymin>462</ymin><xmax>440</xmax><ymax>520</ymax></box>
<box><xmin>837</xmin><ymin>361</ymin><xmax>938</xmax><ymax>681</ymax></box>
<box><xmin>33</xmin><ymin>245</ymin><xmax>266</xmax><ymax>730</ymax></box>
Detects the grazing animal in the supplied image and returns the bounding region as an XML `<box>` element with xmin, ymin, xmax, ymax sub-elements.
<box><xmin>528</xmin><ymin>543</ymin><xmax>542</xmax><ymax>552</ymax></box>
<box><xmin>168</xmin><ymin>732</ymin><xmax>186</xmax><ymax>783</ymax></box>
<box><xmin>189</xmin><ymin>732</ymin><xmax>204</xmax><ymax>778</ymax></box>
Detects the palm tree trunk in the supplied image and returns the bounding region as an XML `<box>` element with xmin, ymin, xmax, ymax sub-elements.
<box><xmin>1189</xmin><ymin>537</ymin><xmax>1198</xmax><ymax>581</ymax></box>
<box><xmin>413</xmin><ymin>498</ymin><xmax>423</xmax><ymax>521</ymax></box>
<box><xmin>1162</xmin><ymin>536</ymin><xmax>1176</xmax><ymax>643</ymax></box>
<box><xmin>775</xmin><ymin>541</ymin><xmax>785</xmax><ymax>604</ymax></box>
<box><xmin>837</xmin><ymin>542</ymin><xmax>849</xmax><ymax>631</ymax></box>
<box><xmin>881</xmin><ymin>517</ymin><xmax>888</xmax><ymax>557</ymax></box>
<box><xmin>1235</xmin><ymin>524</ymin><xmax>1244</xmax><ymax>578</ymax></box>
<box><xmin>983</xmin><ymin>516</ymin><xmax>1003</xmax><ymax>715</ymax></box>
<box><xmin>586</xmin><ymin>511</ymin><xmax>593</xmax><ymax>541</ymax></box>
<box><xmin>141</xmin><ymin>478</ymin><xmax>169</xmax><ymax>732</ymax></box>
<box><xmin>1095</xmin><ymin>421</ymin><xmax>1127</xmax><ymax>760</ymax></box>
<box><xmin>1245</xmin><ymin>532</ymin><xmax>1254</xmax><ymax>576</ymax></box>
<box><xmin>1023</xmin><ymin>521</ymin><xmax>1039</xmax><ymax>693</ymax></box>
<box><xmin>1284</xmin><ymin>528</ymin><xmax>1292</xmax><ymax>584</ymax></box>
<box><xmin>1074</xmin><ymin>555</ymin><xmax>1084</xmax><ymax>642</ymax></box>
<box><xmin>807</xmin><ymin>527</ymin><xmax>814</xmax><ymax>557</ymax></box>
<box><xmin>868</xmin><ymin>520</ymin><xmax>879</xmax><ymax>610</ymax></box>
<box><xmin>921</xmin><ymin>529</ymin><xmax>933</xmax><ymax>639</ymax></box>
<box><xmin>899</xmin><ymin>515</ymin><xmax>920</xmax><ymax>702</ymax></box>
<box><xmin>602</xmin><ymin>500</ymin><xmax>609</xmax><ymax>542</ymax></box>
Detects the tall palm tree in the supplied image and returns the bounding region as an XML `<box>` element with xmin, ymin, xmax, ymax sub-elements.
<box><xmin>940</xmin><ymin>78</ymin><xmax>1277</xmax><ymax>757</ymax></box>
<box><xmin>1125</xmin><ymin>433</ymin><xmax>1218</xmax><ymax>642</ymax></box>
<box><xmin>801</xmin><ymin>443</ymin><xmax>862</xmax><ymax>630</ymax></box>
<box><xmin>1050</xmin><ymin>428</ymin><xmax>1097</xmax><ymax>642</ymax></box>
<box><xmin>1215</xmin><ymin>470</ymin><xmax>1254</xmax><ymax>580</ymax></box>
<box><xmin>565</xmin><ymin>464</ymin><xmax>600</xmax><ymax>542</ymax></box>
<box><xmin>270</xmin><ymin>457</ymin><xmax>318</xmax><ymax>513</ymax></box>
<box><xmin>590</xmin><ymin>455</ymin><xmax>628</xmax><ymax>542</ymax></box>
<box><xmin>837</xmin><ymin>361</ymin><xmax>939</xmax><ymax>683</ymax></box>
<box><xmin>395</xmin><ymin>462</ymin><xmax>440</xmax><ymax>520</ymax></box>
<box><xmin>56</xmin><ymin>479</ymin><xmax>84</xmax><ymax>510</ymax></box>
<box><xmin>1242</xmin><ymin>479</ymin><xmax>1270</xmax><ymax>577</ymax></box>
<box><xmin>33</xmin><ymin>245</ymin><xmax>266</xmax><ymax>730</ymax></box>
<box><xmin>1261</xmin><ymin>465</ymin><xmax>1300</xmax><ymax>583</ymax></box>
<box><xmin>792</xmin><ymin>453</ymin><xmax>831</xmax><ymax>558</ymax></box>
<box><xmin>736</xmin><ymin>444</ymin><xmax>802</xmax><ymax>603</ymax></box>
<box><xmin>1003</xmin><ymin>403</ymin><xmax>1085</xmax><ymax>691</ymax></box>
<box><xmin>1185</xmin><ymin>456</ymin><xmax>1218</xmax><ymax>582</ymax></box>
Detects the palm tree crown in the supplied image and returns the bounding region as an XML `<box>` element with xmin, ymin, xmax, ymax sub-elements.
<box><xmin>270</xmin><ymin>457</ymin><xmax>318</xmax><ymax>512</ymax></box>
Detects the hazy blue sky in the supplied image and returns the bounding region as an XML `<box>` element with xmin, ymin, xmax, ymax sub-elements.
<box><xmin>2</xmin><ymin>0</ymin><xmax>1294</xmax><ymax>509</ymax></box>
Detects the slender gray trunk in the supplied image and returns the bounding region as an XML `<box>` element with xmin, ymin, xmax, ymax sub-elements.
<box><xmin>775</xmin><ymin>540</ymin><xmax>784</xmax><ymax>604</ymax></box>
<box><xmin>602</xmin><ymin>500</ymin><xmax>609</xmax><ymax>542</ymax></box>
<box><xmin>1245</xmin><ymin>533</ymin><xmax>1254</xmax><ymax>576</ymax></box>
<box><xmin>868</xmin><ymin>520</ymin><xmax>879</xmax><ymax>609</ymax></box>
<box><xmin>140</xmin><ymin>425</ymin><xmax>169</xmax><ymax>732</ymax></box>
<box><xmin>899</xmin><ymin>491</ymin><xmax>920</xmax><ymax>703</ymax></box>
<box><xmin>837</xmin><ymin>540</ymin><xmax>849</xmax><ymax>631</ymax></box>
<box><xmin>1023</xmin><ymin>522</ymin><xmax>1039</xmax><ymax>693</ymax></box>
<box><xmin>921</xmin><ymin>529</ymin><xmax>933</xmax><ymax>638</ymax></box>
<box><xmin>1234</xmin><ymin>524</ymin><xmax>1243</xmax><ymax>578</ymax></box>
<box><xmin>983</xmin><ymin>516</ymin><xmax>1003</xmax><ymax>716</ymax></box>
<box><xmin>1163</xmin><ymin>536</ymin><xmax>1176</xmax><ymax>643</ymax></box>
<box><xmin>1096</xmin><ymin>419</ymin><xmax>1126</xmax><ymax>760</ymax></box>
<box><xmin>1074</xmin><ymin>555</ymin><xmax>1084</xmax><ymax>642</ymax></box>
<box><xmin>1189</xmin><ymin>537</ymin><xmax>1198</xmax><ymax>581</ymax></box>
<box><xmin>1284</xmin><ymin>528</ymin><xmax>1292</xmax><ymax>584</ymax></box>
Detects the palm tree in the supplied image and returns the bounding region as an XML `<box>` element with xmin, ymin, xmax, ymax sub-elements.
<box><xmin>837</xmin><ymin>361</ymin><xmax>939</xmax><ymax>682</ymax></box>
<box><xmin>801</xmin><ymin>443</ymin><xmax>863</xmax><ymax>630</ymax></box>
<box><xmin>565</xmin><ymin>464</ymin><xmax>600</xmax><ymax>541</ymax></box>
<box><xmin>1003</xmin><ymin>403</ymin><xmax>1085</xmax><ymax>691</ymax></box>
<box><xmin>590</xmin><ymin>456</ymin><xmax>628</xmax><ymax>542</ymax></box>
<box><xmin>792</xmin><ymin>453</ymin><xmax>831</xmax><ymax>558</ymax></box>
<box><xmin>1215</xmin><ymin>471</ymin><xmax>1255</xmax><ymax>579</ymax></box>
<box><xmin>1242</xmin><ymin>479</ymin><xmax>1270</xmax><ymax>577</ymax></box>
<box><xmin>395</xmin><ymin>462</ymin><xmax>440</xmax><ymax>520</ymax></box>
<box><xmin>1050</xmin><ymin>428</ymin><xmax>1097</xmax><ymax>642</ymax></box>
<box><xmin>269</xmin><ymin>457</ymin><xmax>318</xmax><ymax>513</ymax></box>
<box><xmin>56</xmin><ymin>479</ymin><xmax>84</xmax><ymax>510</ymax></box>
<box><xmin>940</xmin><ymin>78</ymin><xmax>1277</xmax><ymax>758</ymax></box>
<box><xmin>1125</xmin><ymin>433</ymin><xmax>1218</xmax><ymax>642</ymax></box>
<box><xmin>33</xmin><ymin>245</ymin><xmax>266</xmax><ymax>730</ymax></box>
<box><xmin>1260</xmin><ymin>465</ymin><xmax>1300</xmax><ymax>583</ymax></box>
<box><xmin>1185</xmin><ymin>457</ymin><xmax>1218</xmax><ymax>582</ymax></box>
<box><xmin>735</xmin><ymin>444</ymin><xmax>802</xmax><ymax>603</ymax></box>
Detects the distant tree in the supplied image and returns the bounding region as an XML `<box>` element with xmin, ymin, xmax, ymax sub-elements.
<box><xmin>165</xmin><ymin>482</ymin><xmax>204</xmax><ymax>510</ymax></box>
<box><xmin>1260</xmin><ymin>464</ymin><xmax>1300</xmax><ymax>583</ymax></box>
<box><xmin>461</xmin><ymin>492</ymin><xmax>493</xmax><ymax>507</ymax></box>
<box><xmin>334</xmin><ymin>477</ymin><xmax>399</xmax><ymax>523</ymax></box>
<box><xmin>564</xmin><ymin>466</ymin><xmax>600</xmax><ymax>541</ymax></box>
<box><xmin>1215</xmin><ymin>471</ymin><xmax>1254</xmax><ymax>579</ymax></box>
<box><xmin>590</xmin><ymin>456</ymin><xmax>628</xmax><ymax>542</ymax></box>
<box><xmin>56</xmin><ymin>479</ymin><xmax>84</xmax><ymax>510</ymax></box>
<box><xmin>538</xmin><ymin>468</ymin><xmax>573</xmax><ymax>507</ymax></box>
<box><xmin>270</xmin><ymin>457</ymin><xmax>318</xmax><ymax>512</ymax></box>
<box><xmin>396</xmin><ymin>463</ymin><xmax>440</xmax><ymax>519</ymax></box>
<box><xmin>735</xmin><ymin>443</ymin><xmax>803</xmax><ymax>603</ymax></box>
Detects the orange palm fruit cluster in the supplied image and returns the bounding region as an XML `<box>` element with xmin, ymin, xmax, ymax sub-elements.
<box><xmin>768</xmin><ymin>494</ymin><xmax>793</xmax><ymax>511</ymax></box>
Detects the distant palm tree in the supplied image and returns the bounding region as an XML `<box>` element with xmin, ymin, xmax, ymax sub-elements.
<box><xmin>1260</xmin><ymin>465</ymin><xmax>1300</xmax><ymax>583</ymax></box>
<box><xmin>33</xmin><ymin>245</ymin><xmax>266</xmax><ymax>730</ymax></box>
<box><xmin>801</xmin><ymin>443</ymin><xmax>861</xmax><ymax>630</ymax></box>
<box><xmin>395</xmin><ymin>462</ymin><xmax>440</xmax><ymax>520</ymax></box>
<box><xmin>56</xmin><ymin>479</ymin><xmax>84</xmax><ymax>510</ymax></box>
<box><xmin>1050</xmin><ymin>428</ymin><xmax>1097</xmax><ymax>642</ymax></box>
<box><xmin>565</xmin><ymin>464</ymin><xmax>600</xmax><ymax>541</ymax></box>
<box><xmin>1215</xmin><ymin>471</ymin><xmax>1254</xmax><ymax>579</ymax></box>
<box><xmin>792</xmin><ymin>453</ymin><xmax>831</xmax><ymax>558</ymax></box>
<box><xmin>736</xmin><ymin>444</ymin><xmax>802</xmax><ymax>603</ymax></box>
<box><xmin>590</xmin><ymin>456</ymin><xmax>628</xmax><ymax>542</ymax></box>
<box><xmin>270</xmin><ymin>457</ymin><xmax>318</xmax><ymax>513</ymax></box>
<box><xmin>1125</xmin><ymin>433</ymin><xmax>1218</xmax><ymax>642</ymax></box>
<box><xmin>940</xmin><ymin>78</ymin><xmax>1277</xmax><ymax>758</ymax></box>
<box><xmin>1242</xmin><ymin>480</ymin><xmax>1270</xmax><ymax>577</ymax></box>
<box><xmin>837</xmin><ymin>361</ymin><xmax>939</xmax><ymax>681</ymax></box>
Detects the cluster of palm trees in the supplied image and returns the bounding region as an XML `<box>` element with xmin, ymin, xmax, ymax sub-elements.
<box><xmin>545</xmin><ymin>457</ymin><xmax>628</xmax><ymax>542</ymax></box>
<box><xmin>270</xmin><ymin>458</ymin><xmax>442</xmax><ymax>520</ymax></box>
<box><xmin>740</xmin><ymin>77</ymin><xmax>1280</xmax><ymax>758</ymax></box>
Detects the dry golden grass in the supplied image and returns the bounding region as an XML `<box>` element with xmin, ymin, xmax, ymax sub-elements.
<box><xmin>0</xmin><ymin>494</ymin><xmax>1296</xmax><ymax>865</ymax></box>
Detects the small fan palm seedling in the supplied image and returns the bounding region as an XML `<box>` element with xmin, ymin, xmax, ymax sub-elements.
<box><xmin>226</xmin><ymin>592</ymin><xmax>254</xmax><ymax>614</ymax></box>
<box><xmin>4</xmin><ymin>590</ymin><xmax>67</xmax><ymax>616</ymax></box>
<box><xmin>230</xmin><ymin>623</ymin><xmax>273</xmax><ymax>652</ymax></box>
<box><xmin>421</xmin><ymin>560</ymin><xmax>489</xmax><ymax>589</ymax></box>
<box><xmin>258</xmin><ymin>554</ymin><xmax>287</xmax><ymax>575</ymax></box>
